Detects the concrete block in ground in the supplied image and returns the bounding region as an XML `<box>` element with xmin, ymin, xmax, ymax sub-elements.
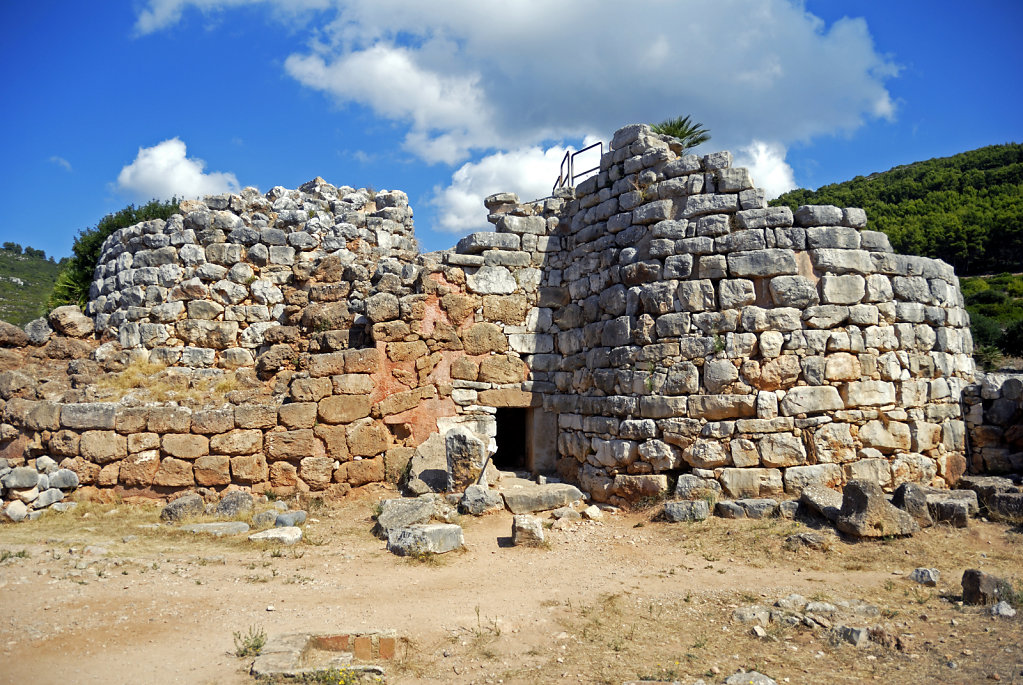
<box><xmin>386</xmin><ymin>523</ymin><xmax>464</xmax><ymax>556</ymax></box>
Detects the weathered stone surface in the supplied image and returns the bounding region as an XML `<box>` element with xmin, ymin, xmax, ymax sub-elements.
<box><xmin>153</xmin><ymin>458</ymin><xmax>195</xmax><ymax>487</ymax></box>
<box><xmin>194</xmin><ymin>455</ymin><xmax>231</xmax><ymax>486</ymax></box>
<box><xmin>445</xmin><ymin>426</ymin><xmax>487</xmax><ymax>491</ymax></box>
<box><xmin>836</xmin><ymin>480</ymin><xmax>919</xmax><ymax>538</ymax></box>
<box><xmin>779</xmin><ymin>387</ymin><xmax>844</xmax><ymax>415</ymax></box>
<box><xmin>318</xmin><ymin>395</ymin><xmax>372</xmax><ymax>424</ymax></box>
<box><xmin>511</xmin><ymin>514</ymin><xmax>545</xmax><ymax>545</ymax></box>
<box><xmin>162</xmin><ymin>434</ymin><xmax>209</xmax><ymax>460</ymax></box>
<box><xmin>249</xmin><ymin>526</ymin><xmax>303</xmax><ymax>545</ymax></box>
<box><xmin>502</xmin><ymin>483</ymin><xmax>583</xmax><ymax>514</ymax></box>
<box><xmin>79</xmin><ymin>431</ymin><xmax>127</xmax><ymax>464</ymax></box>
<box><xmin>210</xmin><ymin>429</ymin><xmax>263</xmax><ymax>455</ymax></box>
<box><xmin>962</xmin><ymin>569</ymin><xmax>1008</xmax><ymax>605</ymax></box>
<box><xmin>782</xmin><ymin>463</ymin><xmax>842</xmax><ymax>494</ymax></box>
<box><xmin>231</xmin><ymin>454</ymin><xmax>269</xmax><ymax>483</ymax></box>
<box><xmin>459</xmin><ymin>484</ymin><xmax>504</xmax><ymax>515</ymax></box>
<box><xmin>60</xmin><ymin>403</ymin><xmax>117</xmax><ymax>430</ymax></box>
<box><xmin>386</xmin><ymin>523</ymin><xmax>464</xmax><ymax>555</ymax></box>
<box><xmin>986</xmin><ymin>492</ymin><xmax>1023</xmax><ymax>523</ymax></box>
<box><xmin>160</xmin><ymin>493</ymin><xmax>204</xmax><ymax>522</ymax></box>
<box><xmin>663</xmin><ymin>499</ymin><xmax>710</xmax><ymax>522</ymax></box>
<box><xmin>891</xmin><ymin>482</ymin><xmax>933</xmax><ymax>527</ymax></box>
<box><xmin>800</xmin><ymin>485</ymin><xmax>843</xmax><ymax>522</ymax></box>
<box><xmin>48</xmin><ymin>305</ymin><xmax>95</xmax><ymax>337</ymax></box>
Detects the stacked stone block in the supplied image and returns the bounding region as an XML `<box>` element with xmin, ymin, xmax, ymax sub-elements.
<box><xmin>532</xmin><ymin>124</ymin><xmax>974</xmax><ymax>504</ymax></box>
<box><xmin>965</xmin><ymin>373</ymin><xmax>1023</xmax><ymax>473</ymax></box>
<box><xmin>0</xmin><ymin>124</ymin><xmax>984</xmax><ymax>510</ymax></box>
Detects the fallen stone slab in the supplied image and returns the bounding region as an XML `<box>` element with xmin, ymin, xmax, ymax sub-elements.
<box><xmin>160</xmin><ymin>493</ymin><xmax>204</xmax><ymax>522</ymax></box>
<box><xmin>373</xmin><ymin>497</ymin><xmax>435</xmax><ymax>538</ymax></box>
<box><xmin>833</xmin><ymin>624</ymin><xmax>870</xmax><ymax>648</ymax></box>
<box><xmin>500</xmin><ymin>483</ymin><xmax>583</xmax><ymax>514</ymax></box>
<box><xmin>800</xmin><ymin>485</ymin><xmax>842</xmax><ymax>522</ymax></box>
<box><xmin>987</xmin><ymin>492</ymin><xmax>1023</xmax><ymax>523</ymax></box>
<box><xmin>249</xmin><ymin>631</ymin><xmax>391</xmax><ymax>679</ymax></box>
<box><xmin>180</xmin><ymin>521</ymin><xmax>250</xmax><ymax>537</ymax></box>
<box><xmin>252</xmin><ymin>510</ymin><xmax>277</xmax><ymax>528</ymax></box>
<box><xmin>275</xmin><ymin>510</ymin><xmax>307</xmax><ymax>527</ymax></box>
<box><xmin>386</xmin><ymin>523</ymin><xmax>463</xmax><ymax>556</ymax></box>
<box><xmin>927</xmin><ymin>498</ymin><xmax>970</xmax><ymax>528</ymax></box>
<box><xmin>249</xmin><ymin>526</ymin><xmax>303</xmax><ymax>545</ymax></box>
<box><xmin>836</xmin><ymin>480</ymin><xmax>918</xmax><ymax>538</ymax></box>
<box><xmin>956</xmin><ymin>475</ymin><xmax>1021</xmax><ymax>508</ymax></box>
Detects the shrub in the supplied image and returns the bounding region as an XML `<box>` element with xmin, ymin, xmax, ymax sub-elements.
<box><xmin>48</xmin><ymin>198</ymin><xmax>180</xmax><ymax>309</ymax></box>
<box><xmin>1000</xmin><ymin>319</ymin><xmax>1023</xmax><ymax>357</ymax></box>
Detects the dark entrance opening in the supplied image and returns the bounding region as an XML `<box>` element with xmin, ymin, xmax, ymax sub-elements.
<box><xmin>493</xmin><ymin>408</ymin><xmax>528</xmax><ymax>471</ymax></box>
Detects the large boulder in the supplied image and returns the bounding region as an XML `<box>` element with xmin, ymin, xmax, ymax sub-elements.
<box><xmin>445</xmin><ymin>426</ymin><xmax>487</xmax><ymax>491</ymax></box>
<box><xmin>501</xmin><ymin>483</ymin><xmax>583</xmax><ymax>514</ymax></box>
<box><xmin>48</xmin><ymin>305</ymin><xmax>95</xmax><ymax>338</ymax></box>
<box><xmin>891</xmin><ymin>482</ymin><xmax>933</xmax><ymax>528</ymax></box>
<box><xmin>404</xmin><ymin>433</ymin><xmax>448</xmax><ymax>495</ymax></box>
<box><xmin>835</xmin><ymin>480</ymin><xmax>919</xmax><ymax>538</ymax></box>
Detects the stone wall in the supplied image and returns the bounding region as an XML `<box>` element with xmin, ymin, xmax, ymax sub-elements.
<box><xmin>0</xmin><ymin>123</ymin><xmax>986</xmax><ymax>511</ymax></box>
<box><xmin>965</xmin><ymin>373</ymin><xmax>1023</xmax><ymax>473</ymax></box>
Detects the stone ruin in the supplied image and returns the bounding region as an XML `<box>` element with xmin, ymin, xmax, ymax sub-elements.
<box><xmin>2</xmin><ymin>122</ymin><xmax>1020</xmax><ymax>521</ymax></box>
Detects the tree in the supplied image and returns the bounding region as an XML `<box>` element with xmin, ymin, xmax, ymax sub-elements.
<box><xmin>2</xmin><ymin>242</ymin><xmax>22</xmax><ymax>254</ymax></box>
<box><xmin>650</xmin><ymin>115</ymin><xmax>711</xmax><ymax>151</ymax></box>
<box><xmin>48</xmin><ymin>198</ymin><xmax>180</xmax><ymax>309</ymax></box>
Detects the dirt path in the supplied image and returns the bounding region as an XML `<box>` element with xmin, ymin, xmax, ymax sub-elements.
<box><xmin>1</xmin><ymin>490</ymin><xmax>1021</xmax><ymax>684</ymax></box>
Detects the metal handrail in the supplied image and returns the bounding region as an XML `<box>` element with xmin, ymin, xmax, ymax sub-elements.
<box><xmin>553</xmin><ymin>141</ymin><xmax>604</xmax><ymax>192</ymax></box>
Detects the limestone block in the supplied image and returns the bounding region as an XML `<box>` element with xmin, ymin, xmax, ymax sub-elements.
<box><xmin>479</xmin><ymin>355</ymin><xmax>528</xmax><ymax>384</ymax></box>
<box><xmin>703</xmin><ymin>359</ymin><xmax>739</xmax><ymax>393</ymax></box>
<box><xmin>688</xmin><ymin>394</ymin><xmax>756</xmax><ymax>420</ymax></box>
<box><xmin>794</xmin><ymin>205</ymin><xmax>843</xmax><ymax>226</ymax></box>
<box><xmin>466</xmin><ymin>266</ymin><xmax>516</xmax><ymax>295</ymax></box>
<box><xmin>779</xmin><ymin>386</ymin><xmax>843</xmax><ymax>416</ymax></box>
<box><xmin>727</xmin><ymin>249</ymin><xmax>797</xmax><ymax>277</ymax></box>
<box><xmin>841</xmin><ymin>380</ymin><xmax>896</xmax><ymax>407</ymax></box>
<box><xmin>48</xmin><ymin>305</ymin><xmax>94</xmax><ymax>338</ymax></box>
<box><xmin>366</xmin><ymin>292</ymin><xmax>400</xmax><ymax>322</ymax></box>
<box><xmin>758</xmin><ymin>433</ymin><xmax>807</xmax><ymax>468</ymax></box>
<box><xmin>843</xmin><ymin>457</ymin><xmax>893</xmax><ymax>488</ymax></box>
<box><xmin>821</xmin><ymin>274</ymin><xmax>866</xmax><ymax>305</ymax></box>
<box><xmin>148</xmin><ymin>406</ymin><xmax>193</xmax><ymax>434</ymax></box>
<box><xmin>677</xmin><ymin>280</ymin><xmax>716</xmax><ymax>312</ymax></box>
<box><xmin>813</xmin><ymin>422</ymin><xmax>856</xmax><ymax>463</ymax></box>
<box><xmin>783</xmin><ymin>463</ymin><xmax>842</xmax><ymax>495</ymax></box>
<box><xmin>809</xmin><ymin>249</ymin><xmax>872</xmax><ymax>274</ymax></box>
<box><xmin>318</xmin><ymin>395</ymin><xmax>372</xmax><ymax>424</ymax></box>
<box><xmin>857</xmin><ymin>420</ymin><xmax>911</xmax><ymax>453</ymax></box>
<box><xmin>161</xmin><ymin>434</ymin><xmax>209</xmax><ymax>460</ymax></box>
<box><xmin>231</xmin><ymin>454</ymin><xmax>269</xmax><ymax>484</ymax></box>
<box><xmin>118</xmin><ymin>451</ymin><xmax>159</xmax><ymax>486</ymax></box>
<box><xmin>684</xmin><ymin>439</ymin><xmax>730</xmax><ymax>468</ymax></box>
<box><xmin>299</xmin><ymin>456</ymin><xmax>335</xmax><ymax>490</ymax></box>
<box><xmin>80</xmin><ymin>431</ymin><xmax>127</xmax><ymax>464</ymax></box>
<box><xmin>719</xmin><ymin>279</ymin><xmax>756</xmax><ymax>309</ymax></box>
<box><xmin>153</xmin><ymin>458</ymin><xmax>195</xmax><ymax>487</ymax></box>
<box><xmin>719</xmin><ymin>468</ymin><xmax>782</xmax><ymax>498</ymax></box>
<box><xmin>60</xmin><ymin>403</ymin><xmax>117</xmax><ymax>430</ymax></box>
<box><xmin>235</xmin><ymin>405</ymin><xmax>278</xmax><ymax>429</ymax></box>
<box><xmin>341</xmin><ymin>456</ymin><xmax>385</xmax><ymax>486</ymax></box>
<box><xmin>263</xmin><ymin>429</ymin><xmax>321</xmax><ymax>461</ymax></box>
<box><xmin>461</xmin><ymin>323</ymin><xmax>508</xmax><ymax>355</ymax></box>
<box><xmin>194</xmin><ymin>455</ymin><xmax>231</xmax><ymax>486</ymax></box>
<box><xmin>279</xmin><ymin>402</ymin><xmax>318</xmax><ymax>429</ymax></box>
<box><xmin>347</xmin><ymin>419</ymin><xmax>389</xmax><ymax>457</ymax></box>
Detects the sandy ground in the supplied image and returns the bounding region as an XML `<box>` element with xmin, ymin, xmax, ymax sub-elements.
<box><xmin>1</xmin><ymin>486</ymin><xmax>1021</xmax><ymax>685</ymax></box>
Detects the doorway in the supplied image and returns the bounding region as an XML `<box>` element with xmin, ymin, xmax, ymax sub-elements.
<box><xmin>493</xmin><ymin>408</ymin><xmax>528</xmax><ymax>471</ymax></box>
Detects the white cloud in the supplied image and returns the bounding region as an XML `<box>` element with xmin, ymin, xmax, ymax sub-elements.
<box><xmin>116</xmin><ymin>138</ymin><xmax>239</xmax><ymax>201</ymax></box>
<box><xmin>135</xmin><ymin>0</ymin><xmax>899</xmax><ymax>166</ymax></box>
<box><xmin>431</xmin><ymin>140</ymin><xmax>599</xmax><ymax>234</ymax></box>
<box><xmin>49</xmin><ymin>156</ymin><xmax>72</xmax><ymax>172</ymax></box>
<box><xmin>733</xmin><ymin>141</ymin><xmax>798</xmax><ymax>200</ymax></box>
<box><xmin>134</xmin><ymin>0</ymin><xmax>330</xmax><ymax>35</ymax></box>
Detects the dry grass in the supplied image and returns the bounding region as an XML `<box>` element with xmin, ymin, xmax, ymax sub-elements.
<box><xmin>96</xmin><ymin>358</ymin><xmax>243</xmax><ymax>405</ymax></box>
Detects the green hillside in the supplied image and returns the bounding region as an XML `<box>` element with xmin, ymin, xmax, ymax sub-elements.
<box><xmin>771</xmin><ymin>143</ymin><xmax>1023</xmax><ymax>275</ymax></box>
<box><xmin>0</xmin><ymin>245</ymin><xmax>62</xmax><ymax>326</ymax></box>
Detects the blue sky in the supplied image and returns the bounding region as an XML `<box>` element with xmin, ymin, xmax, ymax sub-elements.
<box><xmin>1</xmin><ymin>1</ymin><xmax>1020</xmax><ymax>261</ymax></box>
